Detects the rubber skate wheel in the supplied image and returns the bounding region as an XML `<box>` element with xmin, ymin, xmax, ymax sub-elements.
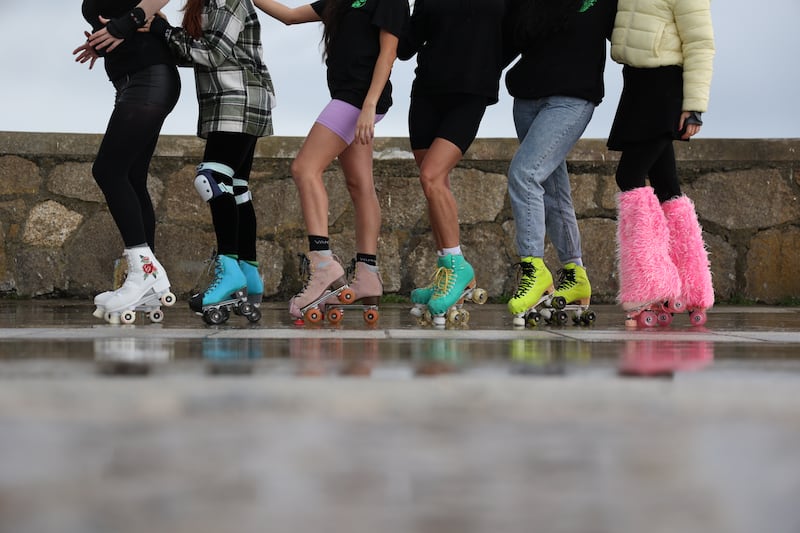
<box><xmin>327</xmin><ymin>308</ymin><xmax>343</xmax><ymax>325</ymax></box>
<box><xmin>149</xmin><ymin>309</ymin><xmax>164</xmax><ymax>323</ymax></box>
<box><xmin>471</xmin><ymin>288</ymin><xmax>488</xmax><ymax>305</ymax></box>
<box><xmin>667</xmin><ymin>300</ymin><xmax>685</xmax><ymax>313</ymax></box>
<box><xmin>555</xmin><ymin>310</ymin><xmax>569</xmax><ymax>326</ymax></box>
<box><xmin>526</xmin><ymin>311</ymin><xmax>541</xmax><ymax>327</ymax></box>
<box><xmin>582</xmin><ymin>310</ymin><xmax>597</xmax><ymax>325</ymax></box>
<box><xmin>204</xmin><ymin>309</ymin><xmax>225</xmax><ymax>325</ymax></box>
<box><xmin>161</xmin><ymin>292</ymin><xmax>176</xmax><ymax>307</ymax></box>
<box><xmin>551</xmin><ymin>296</ymin><xmax>567</xmax><ymax>310</ymax></box>
<box><xmin>690</xmin><ymin>310</ymin><xmax>707</xmax><ymax>326</ymax></box>
<box><xmin>446</xmin><ymin>308</ymin><xmax>460</xmax><ymax>324</ymax></box>
<box><xmin>657</xmin><ymin>311</ymin><xmax>673</xmax><ymax>326</ymax></box>
<box><xmin>120</xmin><ymin>310</ymin><xmax>136</xmax><ymax>325</ymax></box>
<box><xmin>364</xmin><ymin>309</ymin><xmax>379</xmax><ymax>325</ymax></box>
<box><xmin>338</xmin><ymin>288</ymin><xmax>355</xmax><ymax>304</ymax></box>
<box><xmin>305</xmin><ymin>308</ymin><xmax>323</xmax><ymax>324</ymax></box>
<box><xmin>458</xmin><ymin>309</ymin><xmax>470</xmax><ymax>325</ymax></box>
<box><xmin>246</xmin><ymin>307</ymin><xmax>262</xmax><ymax>323</ymax></box>
<box><xmin>638</xmin><ymin>310</ymin><xmax>657</xmax><ymax>328</ymax></box>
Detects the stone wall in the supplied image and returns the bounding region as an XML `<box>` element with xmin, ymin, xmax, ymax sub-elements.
<box><xmin>1</xmin><ymin>132</ymin><xmax>798</xmax><ymax>303</ymax></box>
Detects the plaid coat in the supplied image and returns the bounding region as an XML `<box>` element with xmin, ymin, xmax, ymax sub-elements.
<box><xmin>168</xmin><ymin>0</ymin><xmax>275</xmax><ymax>138</ymax></box>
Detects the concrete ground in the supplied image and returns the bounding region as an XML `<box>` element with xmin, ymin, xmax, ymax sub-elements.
<box><xmin>1</xmin><ymin>300</ymin><xmax>799</xmax><ymax>533</ymax></box>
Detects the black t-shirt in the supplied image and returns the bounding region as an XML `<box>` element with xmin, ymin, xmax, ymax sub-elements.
<box><xmin>398</xmin><ymin>0</ymin><xmax>506</xmax><ymax>104</ymax></box>
<box><xmin>82</xmin><ymin>0</ymin><xmax>175</xmax><ymax>82</ymax></box>
<box><xmin>311</xmin><ymin>0</ymin><xmax>408</xmax><ymax>114</ymax></box>
<box><xmin>503</xmin><ymin>0</ymin><xmax>617</xmax><ymax>105</ymax></box>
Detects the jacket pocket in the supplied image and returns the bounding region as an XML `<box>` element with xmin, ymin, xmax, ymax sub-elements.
<box><xmin>652</xmin><ymin>22</ymin><xmax>665</xmax><ymax>58</ymax></box>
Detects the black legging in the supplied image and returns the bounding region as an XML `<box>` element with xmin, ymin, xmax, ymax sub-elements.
<box><xmin>615</xmin><ymin>135</ymin><xmax>682</xmax><ymax>203</ymax></box>
<box><xmin>93</xmin><ymin>64</ymin><xmax>180</xmax><ymax>249</ymax></box>
<box><xmin>202</xmin><ymin>132</ymin><xmax>259</xmax><ymax>261</ymax></box>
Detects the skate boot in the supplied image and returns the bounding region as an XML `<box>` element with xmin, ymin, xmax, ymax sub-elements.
<box><xmin>617</xmin><ymin>187</ymin><xmax>682</xmax><ymax>327</ymax></box>
<box><xmin>98</xmin><ymin>245</ymin><xmax>176</xmax><ymax>325</ymax></box>
<box><xmin>410</xmin><ymin>255</ymin><xmax>448</xmax><ymax>319</ymax></box>
<box><xmin>237</xmin><ymin>260</ymin><xmax>263</xmax><ymax>323</ymax></box>
<box><xmin>289</xmin><ymin>250</ymin><xmax>355</xmax><ymax>324</ymax></box>
<box><xmin>508</xmin><ymin>257</ymin><xmax>554</xmax><ymax>328</ymax></box>
<box><xmin>325</xmin><ymin>260</ymin><xmax>383</xmax><ymax>325</ymax></box>
<box><xmin>92</xmin><ymin>255</ymin><xmax>129</xmax><ymax>318</ymax></box>
<box><xmin>662</xmin><ymin>195</ymin><xmax>714</xmax><ymax>326</ymax></box>
<box><xmin>426</xmin><ymin>254</ymin><xmax>486</xmax><ymax>328</ymax></box>
<box><xmin>546</xmin><ymin>263</ymin><xmax>596</xmax><ymax>326</ymax></box>
<box><xmin>189</xmin><ymin>254</ymin><xmax>256</xmax><ymax>325</ymax></box>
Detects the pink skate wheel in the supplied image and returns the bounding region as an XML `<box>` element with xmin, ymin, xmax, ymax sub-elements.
<box><xmin>637</xmin><ymin>310</ymin><xmax>658</xmax><ymax>328</ymax></box>
<box><xmin>656</xmin><ymin>311</ymin><xmax>673</xmax><ymax>326</ymax></box>
<box><xmin>690</xmin><ymin>310</ymin><xmax>707</xmax><ymax>326</ymax></box>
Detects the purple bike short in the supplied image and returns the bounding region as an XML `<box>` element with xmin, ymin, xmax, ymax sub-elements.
<box><xmin>315</xmin><ymin>99</ymin><xmax>385</xmax><ymax>145</ymax></box>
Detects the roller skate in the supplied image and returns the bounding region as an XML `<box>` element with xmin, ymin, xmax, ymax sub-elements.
<box><xmin>189</xmin><ymin>254</ymin><xmax>257</xmax><ymax>325</ymax></box>
<box><xmin>541</xmin><ymin>263</ymin><xmax>596</xmax><ymax>327</ymax></box>
<box><xmin>95</xmin><ymin>245</ymin><xmax>176</xmax><ymax>325</ymax></box>
<box><xmin>323</xmin><ymin>259</ymin><xmax>382</xmax><ymax>326</ymax></box>
<box><xmin>289</xmin><ymin>250</ymin><xmax>355</xmax><ymax>325</ymax></box>
<box><xmin>663</xmin><ymin>195</ymin><xmax>714</xmax><ymax>326</ymax></box>
<box><xmin>409</xmin><ymin>255</ymin><xmax>446</xmax><ymax>321</ymax></box>
<box><xmin>617</xmin><ymin>187</ymin><xmax>683</xmax><ymax>328</ymax></box>
<box><xmin>507</xmin><ymin>257</ymin><xmax>555</xmax><ymax>328</ymax></box>
<box><xmin>425</xmin><ymin>254</ymin><xmax>487</xmax><ymax>328</ymax></box>
<box><xmin>237</xmin><ymin>260</ymin><xmax>263</xmax><ymax>323</ymax></box>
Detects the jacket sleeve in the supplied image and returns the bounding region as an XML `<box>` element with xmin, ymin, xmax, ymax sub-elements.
<box><xmin>167</xmin><ymin>0</ymin><xmax>245</xmax><ymax>68</ymax></box>
<box><xmin>674</xmin><ymin>0</ymin><xmax>715</xmax><ymax>112</ymax></box>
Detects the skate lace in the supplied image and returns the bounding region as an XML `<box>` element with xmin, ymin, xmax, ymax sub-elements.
<box><xmin>431</xmin><ymin>266</ymin><xmax>453</xmax><ymax>299</ymax></box>
<box><xmin>296</xmin><ymin>253</ymin><xmax>313</xmax><ymax>296</ymax></box>
<box><xmin>205</xmin><ymin>255</ymin><xmax>225</xmax><ymax>292</ymax></box>
<box><xmin>512</xmin><ymin>262</ymin><xmax>537</xmax><ymax>298</ymax></box>
<box><xmin>555</xmin><ymin>268</ymin><xmax>576</xmax><ymax>290</ymax></box>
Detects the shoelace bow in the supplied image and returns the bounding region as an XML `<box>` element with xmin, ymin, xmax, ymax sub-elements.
<box><xmin>432</xmin><ymin>266</ymin><xmax>453</xmax><ymax>298</ymax></box>
<box><xmin>513</xmin><ymin>262</ymin><xmax>538</xmax><ymax>298</ymax></box>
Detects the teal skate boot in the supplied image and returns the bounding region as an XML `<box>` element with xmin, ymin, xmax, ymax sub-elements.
<box><xmin>508</xmin><ymin>257</ymin><xmax>554</xmax><ymax>328</ymax></box>
<box><xmin>427</xmin><ymin>254</ymin><xmax>486</xmax><ymax>328</ymax></box>
<box><xmin>238</xmin><ymin>259</ymin><xmax>264</xmax><ymax>322</ymax></box>
<box><xmin>410</xmin><ymin>255</ymin><xmax>447</xmax><ymax>319</ymax></box>
<box><xmin>189</xmin><ymin>254</ymin><xmax>256</xmax><ymax>325</ymax></box>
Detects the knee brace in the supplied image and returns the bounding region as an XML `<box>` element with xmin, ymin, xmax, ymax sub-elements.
<box><xmin>194</xmin><ymin>162</ymin><xmax>234</xmax><ymax>202</ymax></box>
<box><xmin>232</xmin><ymin>178</ymin><xmax>253</xmax><ymax>205</ymax></box>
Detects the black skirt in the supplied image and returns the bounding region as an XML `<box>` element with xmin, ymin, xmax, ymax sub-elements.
<box><xmin>607</xmin><ymin>65</ymin><xmax>684</xmax><ymax>151</ymax></box>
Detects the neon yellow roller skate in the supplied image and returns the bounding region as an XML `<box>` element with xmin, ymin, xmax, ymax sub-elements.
<box><xmin>543</xmin><ymin>263</ymin><xmax>596</xmax><ymax>326</ymax></box>
<box><xmin>508</xmin><ymin>257</ymin><xmax>554</xmax><ymax>328</ymax></box>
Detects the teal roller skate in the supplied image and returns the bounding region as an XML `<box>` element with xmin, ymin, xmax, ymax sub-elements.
<box><xmin>237</xmin><ymin>259</ymin><xmax>263</xmax><ymax>323</ymax></box>
<box><xmin>426</xmin><ymin>254</ymin><xmax>487</xmax><ymax>328</ymax></box>
<box><xmin>189</xmin><ymin>254</ymin><xmax>257</xmax><ymax>325</ymax></box>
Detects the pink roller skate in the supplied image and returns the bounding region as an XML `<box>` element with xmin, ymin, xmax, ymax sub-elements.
<box><xmin>289</xmin><ymin>250</ymin><xmax>354</xmax><ymax>325</ymax></box>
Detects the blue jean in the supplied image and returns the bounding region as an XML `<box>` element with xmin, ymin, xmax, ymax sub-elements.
<box><xmin>508</xmin><ymin>96</ymin><xmax>595</xmax><ymax>262</ymax></box>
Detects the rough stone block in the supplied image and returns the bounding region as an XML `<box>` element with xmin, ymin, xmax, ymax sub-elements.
<box><xmin>47</xmin><ymin>162</ymin><xmax>104</xmax><ymax>202</ymax></box>
<box><xmin>745</xmin><ymin>227</ymin><xmax>800</xmax><ymax>303</ymax></box>
<box><xmin>22</xmin><ymin>201</ymin><xmax>83</xmax><ymax>248</ymax></box>
<box><xmin>0</xmin><ymin>155</ymin><xmax>41</xmax><ymax>195</ymax></box>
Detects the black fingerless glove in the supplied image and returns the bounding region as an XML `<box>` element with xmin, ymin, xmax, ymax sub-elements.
<box><xmin>105</xmin><ymin>7</ymin><xmax>147</xmax><ymax>39</ymax></box>
<box><xmin>148</xmin><ymin>15</ymin><xmax>175</xmax><ymax>41</ymax></box>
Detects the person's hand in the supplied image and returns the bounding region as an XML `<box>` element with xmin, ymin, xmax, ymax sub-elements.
<box><xmin>678</xmin><ymin>111</ymin><xmax>702</xmax><ymax>140</ymax></box>
<box><xmin>355</xmin><ymin>106</ymin><xmax>376</xmax><ymax>145</ymax></box>
<box><xmin>72</xmin><ymin>31</ymin><xmax>99</xmax><ymax>70</ymax></box>
<box><xmin>138</xmin><ymin>12</ymin><xmax>168</xmax><ymax>33</ymax></box>
<box><xmin>88</xmin><ymin>16</ymin><xmax>125</xmax><ymax>53</ymax></box>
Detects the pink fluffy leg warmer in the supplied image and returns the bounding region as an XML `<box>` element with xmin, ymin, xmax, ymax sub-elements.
<box><xmin>616</xmin><ymin>187</ymin><xmax>682</xmax><ymax>308</ymax></box>
<box><xmin>662</xmin><ymin>195</ymin><xmax>715</xmax><ymax>309</ymax></box>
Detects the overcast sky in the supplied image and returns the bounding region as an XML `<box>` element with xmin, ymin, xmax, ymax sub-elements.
<box><xmin>2</xmin><ymin>0</ymin><xmax>799</xmax><ymax>140</ymax></box>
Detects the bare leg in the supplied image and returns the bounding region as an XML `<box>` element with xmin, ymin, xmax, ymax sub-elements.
<box><xmin>414</xmin><ymin>138</ymin><xmax>463</xmax><ymax>249</ymax></box>
<box><xmin>338</xmin><ymin>139</ymin><xmax>380</xmax><ymax>255</ymax></box>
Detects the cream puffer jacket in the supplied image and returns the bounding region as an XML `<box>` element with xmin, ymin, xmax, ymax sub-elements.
<box><xmin>611</xmin><ymin>0</ymin><xmax>715</xmax><ymax>112</ymax></box>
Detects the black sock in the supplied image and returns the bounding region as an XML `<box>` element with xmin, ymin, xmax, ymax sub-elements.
<box><xmin>356</xmin><ymin>253</ymin><xmax>377</xmax><ymax>267</ymax></box>
<box><xmin>308</xmin><ymin>235</ymin><xmax>330</xmax><ymax>251</ymax></box>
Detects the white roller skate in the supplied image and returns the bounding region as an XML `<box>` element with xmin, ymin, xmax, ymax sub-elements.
<box><xmin>289</xmin><ymin>251</ymin><xmax>355</xmax><ymax>325</ymax></box>
<box><xmin>189</xmin><ymin>254</ymin><xmax>257</xmax><ymax>325</ymax></box>
<box><xmin>96</xmin><ymin>246</ymin><xmax>176</xmax><ymax>325</ymax></box>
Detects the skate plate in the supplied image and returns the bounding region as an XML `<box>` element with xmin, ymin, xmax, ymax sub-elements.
<box><xmin>419</xmin><ymin>285</ymin><xmax>488</xmax><ymax>328</ymax></box>
<box><xmin>102</xmin><ymin>290</ymin><xmax>176</xmax><ymax>325</ymax></box>
<box><xmin>294</xmin><ymin>284</ymin><xmax>356</xmax><ymax>326</ymax></box>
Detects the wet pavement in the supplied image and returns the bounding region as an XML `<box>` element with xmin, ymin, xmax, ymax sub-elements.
<box><xmin>1</xmin><ymin>300</ymin><xmax>800</xmax><ymax>533</ymax></box>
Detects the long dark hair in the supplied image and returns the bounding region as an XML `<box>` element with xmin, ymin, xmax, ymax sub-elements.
<box><xmin>320</xmin><ymin>0</ymin><xmax>350</xmax><ymax>58</ymax></box>
<box><xmin>182</xmin><ymin>0</ymin><xmax>205</xmax><ymax>39</ymax></box>
<box><xmin>512</xmin><ymin>0</ymin><xmax>583</xmax><ymax>51</ymax></box>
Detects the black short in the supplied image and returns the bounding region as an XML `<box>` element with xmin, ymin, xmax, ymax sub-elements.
<box><xmin>408</xmin><ymin>91</ymin><xmax>489</xmax><ymax>154</ymax></box>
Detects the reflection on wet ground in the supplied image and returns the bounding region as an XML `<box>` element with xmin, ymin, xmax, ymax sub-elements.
<box><xmin>1</xmin><ymin>300</ymin><xmax>799</xmax><ymax>380</ymax></box>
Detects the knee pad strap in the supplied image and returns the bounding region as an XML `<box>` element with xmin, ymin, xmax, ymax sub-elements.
<box><xmin>194</xmin><ymin>162</ymin><xmax>234</xmax><ymax>202</ymax></box>
<box><xmin>232</xmin><ymin>177</ymin><xmax>252</xmax><ymax>205</ymax></box>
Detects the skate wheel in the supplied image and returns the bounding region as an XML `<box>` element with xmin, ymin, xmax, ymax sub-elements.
<box><xmin>238</xmin><ymin>302</ymin><xmax>254</xmax><ymax>316</ymax></box>
<box><xmin>364</xmin><ymin>309</ymin><xmax>379</xmax><ymax>325</ymax></box>
<box><xmin>471</xmin><ymin>288</ymin><xmax>488</xmax><ymax>305</ymax></box>
<box><xmin>422</xmin><ymin>309</ymin><xmax>433</xmax><ymax>325</ymax></box>
<box><xmin>667</xmin><ymin>299</ymin><xmax>685</xmax><ymax>314</ymax></box>
<box><xmin>305</xmin><ymin>308</ymin><xmax>323</xmax><ymax>324</ymax></box>
<box><xmin>690</xmin><ymin>310</ymin><xmax>707</xmax><ymax>326</ymax></box>
<box><xmin>161</xmin><ymin>292</ymin><xmax>176</xmax><ymax>307</ymax></box>
<box><xmin>526</xmin><ymin>311</ymin><xmax>541</xmax><ymax>327</ymax></box>
<box><xmin>582</xmin><ymin>310</ymin><xmax>597</xmax><ymax>326</ymax></box>
<box><xmin>327</xmin><ymin>308</ymin><xmax>344</xmax><ymax>325</ymax></box>
<box><xmin>555</xmin><ymin>310</ymin><xmax>569</xmax><ymax>326</ymax></box>
<box><xmin>637</xmin><ymin>310</ymin><xmax>658</xmax><ymax>328</ymax></box>
<box><xmin>458</xmin><ymin>309</ymin><xmax>470</xmax><ymax>325</ymax></box>
<box><xmin>657</xmin><ymin>311</ymin><xmax>673</xmax><ymax>326</ymax></box>
<box><xmin>338</xmin><ymin>288</ymin><xmax>355</xmax><ymax>304</ymax></box>
<box><xmin>149</xmin><ymin>309</ymin><xmax>164</xmax><ymax>323</ymax></box>
<box><xmin>246</xmin><ymin>307</ymin><xmax>262</xmax><ymax>323</ymax></box>
<box><xmin>551</xmin><ymin>296</ymin><xmax>567</xmax><ymax>310</ymax></box>
<box><xmin>120</xmin><ymin>310</ymin><xmax>136</xmax><ymax>325</ymax></box>
<box><xmin>204</xmin><ymin>309</ymin><xmax>225</xmax><ymax>325</ymax></box>
<box><xmin>446</xmin><ymin>308</ymin><xmax>460</xmax><ymax>324</ymax></box>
